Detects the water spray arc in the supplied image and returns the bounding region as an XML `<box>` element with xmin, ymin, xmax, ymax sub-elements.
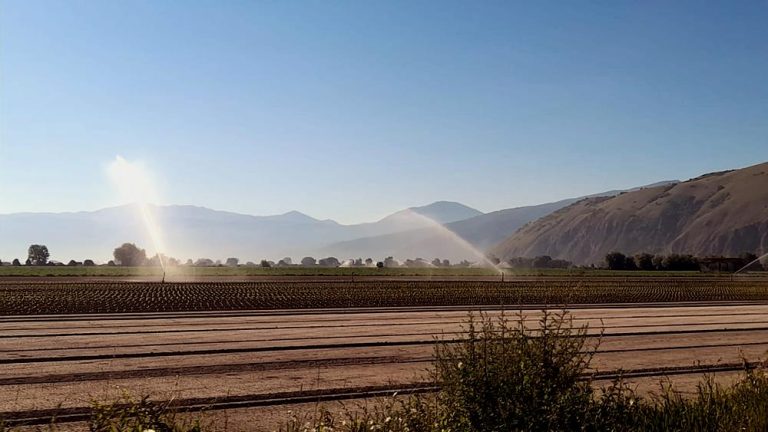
<box><xmin>735</xmin><ymin>252</ymin><xmax>768</xmax><ymax>274</ymax></box>
<box><xmin>138</xmin><ymin>203</ymin><xmax>167</xmax><ymax>282</ymax></box>
<box><xmin>107</xmin><ymin>156</ymin><xmax>168</xmax><ymax>283</ymax></box>
<box><xmin>400</xmin><ymin>209</ymin><xmax>503</xmax><ymax>276</ymax></box>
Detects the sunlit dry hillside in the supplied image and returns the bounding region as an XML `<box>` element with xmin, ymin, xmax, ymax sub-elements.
<box><xmin>492</xmin><ymin>162</ymin><xmax>768</xmax><ymax>264</ymax></box>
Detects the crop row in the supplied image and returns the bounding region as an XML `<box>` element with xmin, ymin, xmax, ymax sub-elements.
<box><xmin>1</xmin><ymin>279</ymin><xmax>768</xmax><ymax>315</ymax></box>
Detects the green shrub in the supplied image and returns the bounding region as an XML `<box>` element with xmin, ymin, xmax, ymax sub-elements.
<box><xmin>432</xmin><ymin>310</ymin><xmax>600</xmax><ymax>431</ymax></box>
<box><xmin>629</xmin><ymin>371</ymin><xmax>768</xmax><ymax>431</ymax></box>
<box><xmin>278</xmin><ymin>398</ymin><xmax>437</xmax><ymax>432</ymax></box>
<box><xmin>89</xmin><ymin>395</ymin><xmax>202</xmax><ymax>432</ymax></box>
<box><xmin>280</xmin><ymin>311</ymin><xmax>768</xmax><ymax>432</ymax></box>
<box><xmin>280</xmin><ymin>310</ymin><xmax>605</xmax><ymax>432</ymax></box>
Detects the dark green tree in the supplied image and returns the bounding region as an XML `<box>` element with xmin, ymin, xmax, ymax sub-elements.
<box><xmin>384</xmin><ymin>256</ymin><xmax>399</xmax><ymax>267</ymax></box>
<box><xmin>652</xmin><ymin>254</ymin><xmax>665</xmax><ymax>270</ymax></box>
<box><xmin>634</xmin><ymin>253</ymin><xmax>655</xmax><ymax>271</ymax></box>
<box><xmin>194</xmin><ymin>258</ymin><xmax>214</xmax><ymax>266</ymax></box>
<box><xmin>624</xmin><ymin>256</ymin><xmax>637</xmax><ymax>270</ymax></box>
<box><xmin>318</xmin><ymin>257</ymin><xmax>340</xmax><ymax>267</ymax></box>
<box><xmin>27</xmin><ymin>244</ymin><xmax>50</xmax><ymax>265</ymax></box>
<box><xmin>661</xmin><ymin>254</ymin><xmax>699</xmax><ymax>271</ymax></box>
<box><xmin>740</xmin><ymin>252</ymin><xmax>762</xmax><ymax>271</ymax></box>
<box><xmin>533</xmin><ymin>255</ymin><xmax>553</xmax><ymax>268</ymax></box>
<box><xmin>113</xmin><ymin>243</ymin><xmax>147</xmax><ymax>266</ymax></box>
<box><xmin>605</xmin><ymin>252</ymin><xmax>627</xmax><ymax>270</ymax></box>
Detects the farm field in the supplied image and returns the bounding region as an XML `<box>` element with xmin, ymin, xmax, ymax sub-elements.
<box><xmin>1</xmin><ymin>277</ymin><xmax>768</xmax><ymax>314</ymax></box>
<box><xmin>2</xmin><ymin>276</ymin><xmax>768</xmax><ymax>430</ymax></box>
<box><xmin>0</xmin><ymin>266</ymin><xmax>502</xmax><ymax>278</ymax></box>
<box><xmin>0</xmin><ymin>265</ymin><xmax>746</xmax><ymax>278</ymax></box>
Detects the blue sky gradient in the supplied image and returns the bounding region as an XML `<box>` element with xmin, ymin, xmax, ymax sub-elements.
<box><xmin>1</xmin><ymin>1</ymin><xmax>766</xmax><ymax>223</ymax></box>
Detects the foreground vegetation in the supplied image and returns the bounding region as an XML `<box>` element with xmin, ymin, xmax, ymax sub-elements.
<box><xmin>2</xmin><ymin>278</ymin><xmax>768</xmax><ymax>314</ymax></box>
<box><xmin>279</xmin><ymin>312</ymin><xmax>768</xmax><ymax>432</ymax></box>
<box><xmin>5</xmin><ymin>311</ymin><xmax>768</xmax><ymax>431</ymax></box>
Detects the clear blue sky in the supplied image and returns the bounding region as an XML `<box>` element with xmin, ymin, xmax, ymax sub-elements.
<box><xmin>1</xmin><ymin>1</ymin><xmax>766</xmax><ymax>224</ymax></box>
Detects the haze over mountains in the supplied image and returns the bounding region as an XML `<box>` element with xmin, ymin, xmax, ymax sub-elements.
<box><xmin>1</xmin><ymin>162</ymin><xmax>765</xmax><ymax>265</ymax></box>
<box><xmin>0</xmin><ymin>201</ymin><xmax>487</xmax><ymax>263</ymax></box>
<box><xmin>492</xmin><ymin>162</ymin><xmax>768</xmax><ymax>265</ymax></box>
<box><xmin>0</xmin><ymin>183</ymin><xmax>670</xmax><ymax>263</ymax></box>
<box><xmin>319</xmin><ymin>181</ymin><xmax>678</xmax><ymax>261</ymax></box>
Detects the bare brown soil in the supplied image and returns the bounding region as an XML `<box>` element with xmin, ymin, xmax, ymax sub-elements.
<box><xmin>2</xmin><ymin>302</ymin><xmax>768</xmax><ymax>430</ymax></box>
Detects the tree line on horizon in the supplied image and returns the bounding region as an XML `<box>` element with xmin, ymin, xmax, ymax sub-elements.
<box><xmin>0</xmin><ymin>243</ymin><xmax>479</xmax><ymax>269</ymax></box>
<box><xmin>1</xmin><ymin>242</ymin><xmax>766</xmax><ymax>272</ymax></box>
<box><xmin>604</xmin><ymin>251</ymin><xmax>765</xmax><ymax>272</ymax></box>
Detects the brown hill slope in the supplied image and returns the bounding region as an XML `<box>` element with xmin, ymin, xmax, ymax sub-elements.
<box><xmin>490</xmin><ymin>162</ymin><xmax>768</xmax><ymax>265</ymax></box>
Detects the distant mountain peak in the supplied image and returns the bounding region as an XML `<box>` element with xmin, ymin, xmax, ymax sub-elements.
<box><xmin>382</xmin><ymin>201</ymin><xmax>484</xmax><ymax>225</ymax></box>
<box><xmin>415</xmin><ymin>200</ymin><xmax>464</xmax><ymax>207</ymax></box>
<box><xmin>410</xmin><ymin>200</ymin><xmax>477</xmax><ymax>211</ymax></box>
<box><xmin>277</xmin><ymin>210</ymin><xmax>321</xmax><ymax>223</ymax></box>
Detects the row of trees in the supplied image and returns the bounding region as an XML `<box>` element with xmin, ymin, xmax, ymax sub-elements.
<box><xmin>3</xmin><ymin>243</ymin><xmax>506</xmax><ymax>269</ymax></box>
<box><xmin>111</xmin><ymin>244</ymin><xmax>483</xmax><ymax>268</ymax></box>
<box><xmin>502</xmin><ymin>256</ymin><xmax>573</xmax><ymax>269</ymax></box>
<box><xmin>605</xmin><ymin>251</ymin><xmax>764</xmax><ymax>271</ymax></box>
<box><xmin>151</xmin><ymin>255</ymin><xmax>472</xmax><ymax>269</ymax></box>
<box><xmin>5</xmin><ymin>243</ymin><xmax>764</xmax><ymax>272</ymax></box>
<box><xmin>2</xmin><ymin>244</ymin><xmax>170</xmax><ymax>267</ymax></box>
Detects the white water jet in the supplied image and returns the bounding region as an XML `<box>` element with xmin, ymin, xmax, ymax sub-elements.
<box><xmin>400</xmin><ymin>209</ymin><xmax>503</xmax><ymax>275</ymax></box>
<box><xmin>735</xmin><ymin>252</ymin><xmax>768</xmax><ymax>274</ymax></box>
<box><xmin>107</xmin><ymin>156</ymin><xmax>167</xmax><ymax>279</ymax></box>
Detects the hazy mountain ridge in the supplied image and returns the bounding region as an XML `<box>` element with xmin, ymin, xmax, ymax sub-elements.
<box><xmin>316</xmin><ymin>182</ymin><xmax>678</xmax><ymax>261</ymax></box>
<box><xmin>0</xmin><ymin>201</ymin><xmax>482</xmax><ymax>262</ymax></box>
<box><xmin>491</xmin><ymin>162</ymin><xmax>768</xmax><ymax>265</ymax></box>
<box><xmin>316</xmin><ymin>200</ymin><xmax>577</xmax><ymax>262</ymax></box>
<box><xmin>380</xmin><ymin>201</ymin><xmax>483</xmax><ymax>225</ymax></box>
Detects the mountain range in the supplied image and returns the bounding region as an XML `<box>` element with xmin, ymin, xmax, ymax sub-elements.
<box><xmin>0</xmin><ymin>189</ymin><xmax>644</xmax><ymax>263</ymax></box>
<box><xmin>317</xmin><ymin>181</ymin><xmax>677</xmax><ymax>261</ymax></box>
<box><xmin>0</xmin><ymin>201</ymin><xmax>486</xmax><ymax>263</ymax></box>
<box><xmin>1</xmin><ymin>162</ymin><xmax>765</xmax><ymax>264</ymax></box>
